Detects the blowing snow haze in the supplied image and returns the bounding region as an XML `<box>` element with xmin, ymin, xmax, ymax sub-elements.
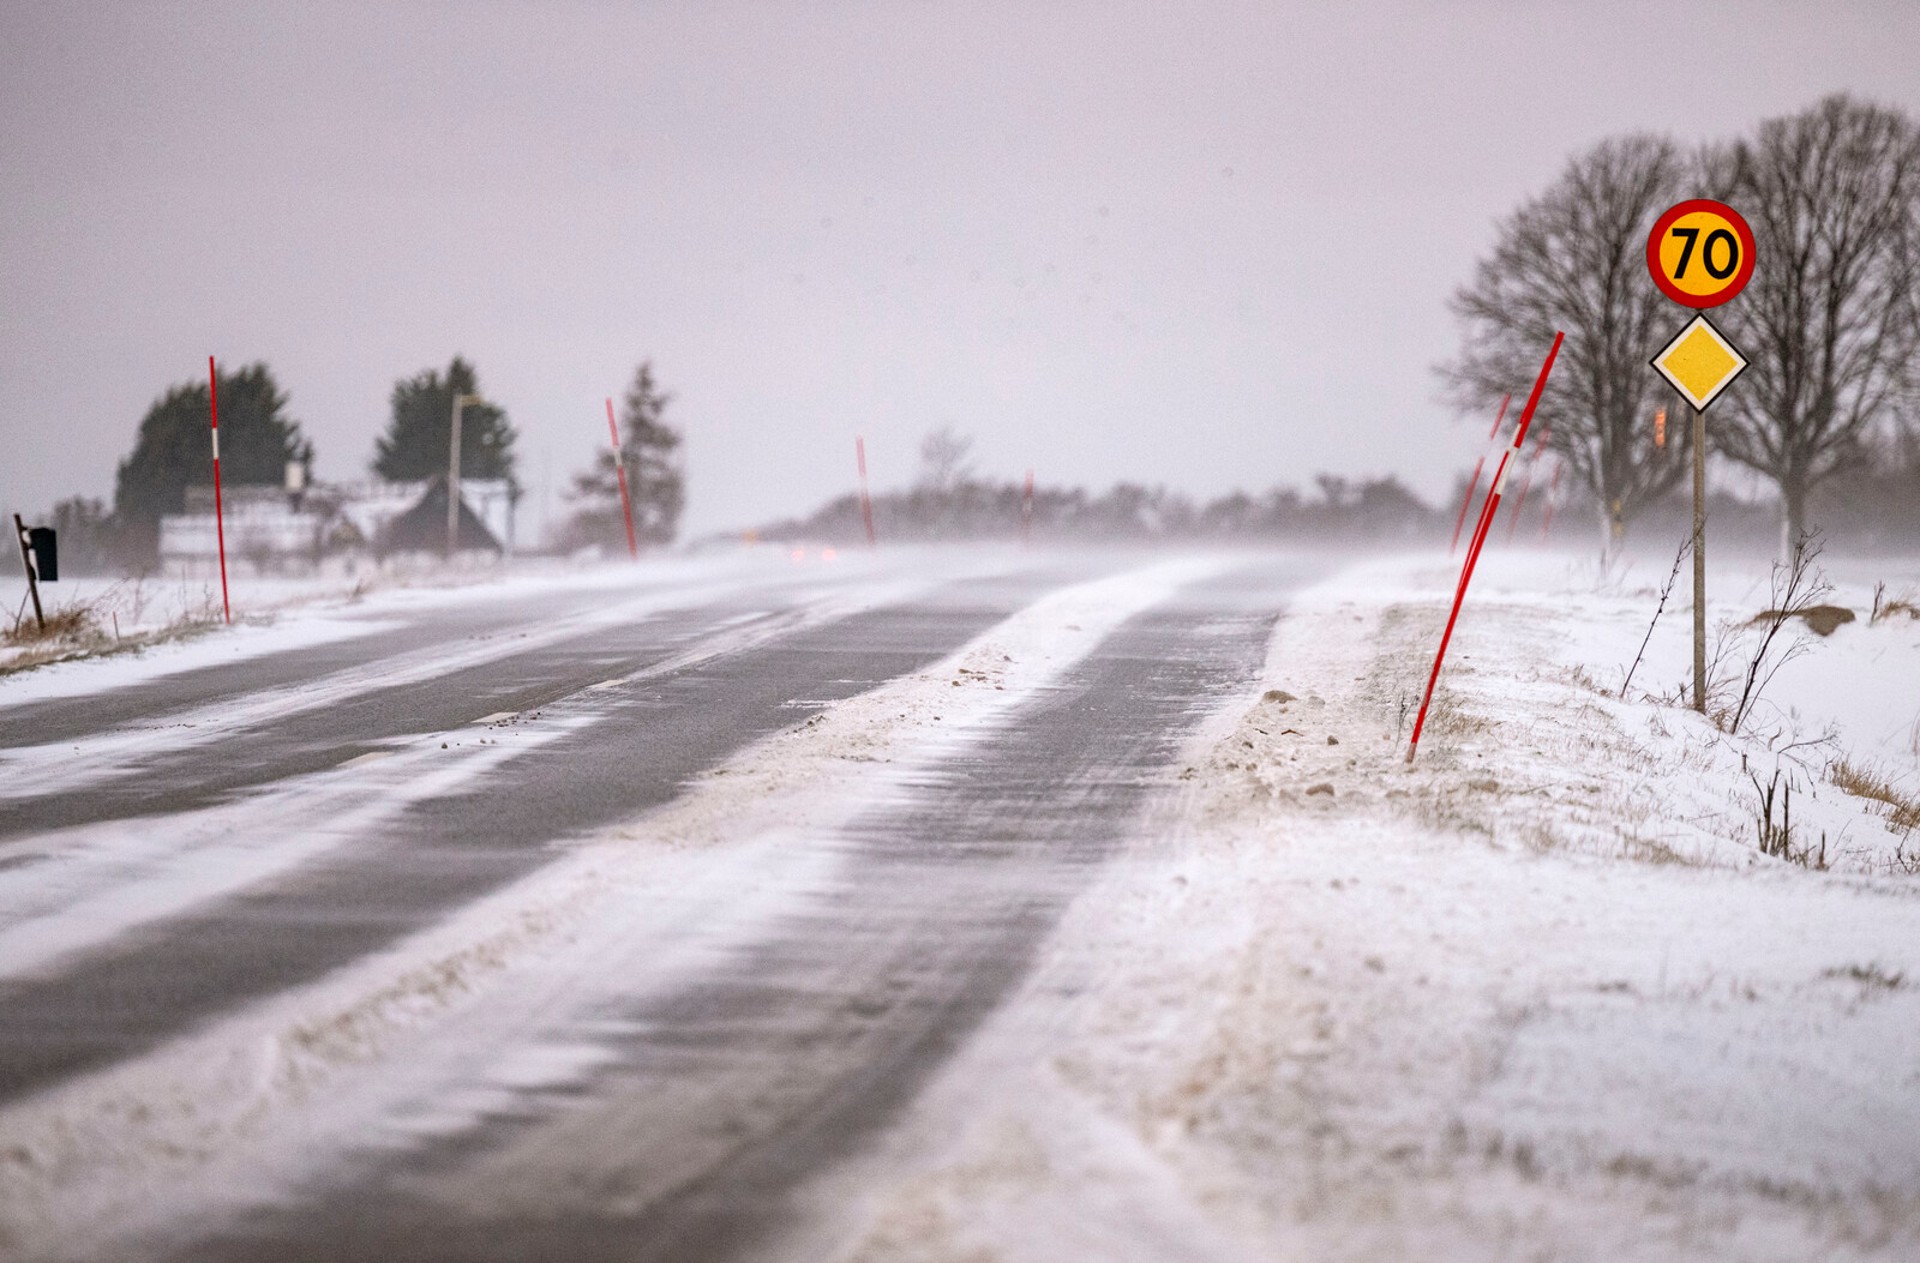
<box><xmin>2</xmin><ymin>1</ymin><xmax>1918</xmax><ymax>539</ymax></box>
<box><xmin>7</xmin><ymin>7</ymin><xmax>1920</xmax><ymax>1258</ymax></box>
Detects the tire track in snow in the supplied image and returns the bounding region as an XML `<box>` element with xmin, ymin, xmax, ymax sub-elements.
<box><xmin>0</xmin><ymin>570</ymin><xmax>921</xmax><ymax>811</ymax></box>
<box><xmin>0</xmin><ymin>567</ymin><xmax>1080</xmax><ymax>1108</ymax></box>
<box><xmin>0</xmin><ymin>571</ymin><xmax>967</xmax><ymax>989</ymax></box>
<box><xmin>116</xmin><ymin>559</ymin><xmax>1295</xmax><ymax>1263</ymax></box>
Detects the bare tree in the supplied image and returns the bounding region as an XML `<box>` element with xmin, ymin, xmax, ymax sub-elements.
<box><xmin>1440</xmin><ymin>135</ymin><xmax>1694</xmax><ymax>552</ymax></box>
<box><xmin>917</xmin><ymin>426</ymin><xmax>974</xmax><ymax>493</ymax></box>
<box><xmin>1715</xmin><ymin>95</ymin><xmax>1920</xmax><ymax>558</ymax></box>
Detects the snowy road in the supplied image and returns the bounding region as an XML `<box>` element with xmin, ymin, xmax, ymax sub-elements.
<box><xmin>0</xmin><ymin>548</ymin><xmax>1309</xmax><ymax>1262</ymax></box>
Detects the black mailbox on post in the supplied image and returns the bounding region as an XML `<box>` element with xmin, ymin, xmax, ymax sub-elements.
<box><xmin>27</xmin><ymin>528</ymin><xmax>57</xmax><ymax>582</ymax></box>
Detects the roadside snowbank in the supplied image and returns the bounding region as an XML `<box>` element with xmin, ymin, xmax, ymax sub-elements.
<box><xmin>818</xmin><ymin>547</ymin><xmax>1920</xmax><ymax>1262</ymax></box>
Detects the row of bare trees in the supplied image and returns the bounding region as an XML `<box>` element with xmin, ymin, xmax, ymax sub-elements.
<box><xmin>1443</xmin><ymin>95</ymin><xmax>1920</xmax><ymax>558</ymax></box>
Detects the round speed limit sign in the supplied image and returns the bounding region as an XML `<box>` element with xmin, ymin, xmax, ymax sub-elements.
<box><xmin>1647</xmin><ymin>199</ymin><xmax>1755</xmax><ymax>308</ymax></box>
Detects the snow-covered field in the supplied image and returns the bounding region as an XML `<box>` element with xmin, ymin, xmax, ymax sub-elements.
<box><xmin>3</xmin><ymin>543</ymin><xmax>1918</xmax><ymax>1260</ymax></box>
<box><xmin>804</xmin><ymin>546</ymin><xmax>1920</xmax><ymax>1262</ymax></box>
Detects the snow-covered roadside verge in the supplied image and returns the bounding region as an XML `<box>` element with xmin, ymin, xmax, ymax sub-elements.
<box><xmin>0</xmin><ymin>562</ymin><xmax>447</xmax><ymax>678</ymax></box>
<box><xmin>814</xmin><ymin>549</ymin><xmax>1920</xmax><ymax>1263</ymax></box>
<box><xmin>0</xmin><ymin>557</ymin><xmax>1226</xmax><ymax>1262</ymax></box>
<box><xmin>0</xmin><ymin>544</ymin><xmax>816</xmax><ymax>692</ymax></box>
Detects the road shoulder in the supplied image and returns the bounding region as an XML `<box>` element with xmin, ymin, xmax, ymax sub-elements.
<box><xmin>814</xmin><ymin>551</ymin><xmax>1920</xmax><ymax>1263</ymax></box>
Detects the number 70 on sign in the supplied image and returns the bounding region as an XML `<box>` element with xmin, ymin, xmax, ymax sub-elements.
<box><xmin>1646</xmin><ymin>199</ymin><xmax>1756</xmax><ymax>309</ymax></box>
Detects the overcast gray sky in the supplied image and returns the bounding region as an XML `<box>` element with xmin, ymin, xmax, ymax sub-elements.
<box><xmin>4</xmin><ymin>0</ymin><xmax>1917</xmax><ymax>540</ymax></box>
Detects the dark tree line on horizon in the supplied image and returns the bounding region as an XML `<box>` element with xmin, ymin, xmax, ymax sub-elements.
<box><xmin>757</xmin><ymin>471</ymin><xmax>1441</xmax><ymax>547</ymax></box>
<box><xmin>755</xmin><ymin>427</ymin><xmax>1447</xmax><ymax>546</ymax></box>
<box><xmin>28</xmin><ymin>355</ymin><xmax>683</xmax><ymax>574</ymax></box>
<box><xmin>750</xmin><ymin>451</ymin><xmax>1920</xmax><ymax>553</ymax></box>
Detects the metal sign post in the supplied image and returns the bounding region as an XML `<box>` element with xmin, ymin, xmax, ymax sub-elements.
<box><xmin>11</xmin><ymin>513</ymin><xmax>45</xmax><ymax>633</ymax></box>
<box><xmin>1649</xmin><ymin>312</ymin><xmax>1750</xmax><ymax>713</ymax></box>
<box><xmin>448</xmin><ymin>394</ymin><xmax>464</xmax><ymax>556</ymax></box>
<box><xmin>1691</xmin><ymin>406</ymin><xmax>1707</xmax><ymax>710</ymax></box>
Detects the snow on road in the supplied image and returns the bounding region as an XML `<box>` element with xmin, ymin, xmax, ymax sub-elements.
<box><xmin>0</xmin><ymin>559</ymin><xmax>941</xmax><ymax>801</ymax></box>
<box><xmin>0</xmin><ymin>548</ymin><xmax>892</xmax><ymax>704</ymax></box>
<box><xmin>0</xmin><ymin>552</ymin><xmax>771</xmax><ymax>691</ymax></box>
<box><xmin>0</xmin><ymin>554</ymin><xmax>1227</xmax><ymax>1261</ymax></box>
<box><xmin>0</xmin><ymin>717</ymin><xmax>590</xmax><ymax>982</ymax></box>
<box><xmin>810</xmin><ymin>547</ymin><xmax>1920</xmax><ymax>1263</ymax></box>
<box><xmin>0</xmin><ymin>558</ymin><xmax>975</xmax><ymax>985</ymax></box>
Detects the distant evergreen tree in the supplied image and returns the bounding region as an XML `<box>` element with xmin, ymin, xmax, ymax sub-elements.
<box><xmin>374</xmin><ymin>356</ymin><xmax>517</xmax><ymax>485</ymax></box>
<box><xmin>567</xmin><ymin>361</ymin><xmax>685</xmax><ymax>549</ymax></box>
<box><xmin>113</xmin><ymin>362</ymin><xmax>312</xmax><ymax>568</ymax></box>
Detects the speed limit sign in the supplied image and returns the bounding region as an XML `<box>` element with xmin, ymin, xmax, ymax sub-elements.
<box><xmin>1646</xmin><ymin>199</ymin><xmax>1755</xmax><ymax>308</ymax></box>
<box><xmin>1644</xmin><ymin>197</ymin><xmax>1757</xmax><ymax>720</ymax></box>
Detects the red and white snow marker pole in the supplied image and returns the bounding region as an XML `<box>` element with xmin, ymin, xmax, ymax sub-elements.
<box><xmin>1022</xmin><ymin>468</ymin><xmax>1034</xmax><ymax>547</ymax></box>
<box><xmin>856</xmin><ymin>436</ymin><xmax>877</xmax><ymax>548</ymax></box>
<box><xmin>605</xmin><ymin>398</ymin><xmax>639</xmax><ymax>560</ymax></box>
<box><xmin>1505</xmin><ymin>462</ymin><xmax>1534</xmax><ymax>543</ymax></box>
<box><xmin>1507</xmin><ymin>414</ymin><xmax>1555</xmax><ymax>543</ymax></box>
<box><xmin>1406</xmin><ymin>330</ymin><xmax>1563</xmax><ymax>765</ymax></box>
<box><xmin>1449</xmin><ymin>393</ymin><xmax>1509</xmax><ymax>555</ymax></box>
<box><xmin>208</xmin><ymin>356</ymin><xmax>231</xmax><ymax>624</ymax></box>
<box><xmin>1539</xmin><ymin>458</ymin><xmax>1563</xmax><ymax>542</ymax></box>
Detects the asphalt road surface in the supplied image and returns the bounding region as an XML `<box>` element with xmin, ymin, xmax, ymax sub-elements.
<box><xmin>0</xmin><ymin>549</ymin><xmax>1310</xmax><ymax>1262</ymax></box>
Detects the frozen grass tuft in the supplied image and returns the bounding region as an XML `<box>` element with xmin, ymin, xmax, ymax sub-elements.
<box><xmin>4</xmin><ymin>601</ymin><xmax>108</xmax><ymax>646</ymax></box>
<box><xmin>2</xmin><ymin>581</ymin><xmax>225</xmax><ymax>675</ymax></box>
<box><xmin>1869</xmin><ymin>582</ymin><xmax>1920</xmax><ymax>625</ymax></box>
<box><xmin>1830</xmin><ymin>759</ymin><xmax>1920</xmax><ymax>835</ymax></box>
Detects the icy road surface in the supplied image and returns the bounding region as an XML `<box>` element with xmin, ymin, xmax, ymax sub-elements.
<box><xmin>0</xmin><ymin>547</ymin><xmax>1312</xmax><ymax>1261</ymax></box>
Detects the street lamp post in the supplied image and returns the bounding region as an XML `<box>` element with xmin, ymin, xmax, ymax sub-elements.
<box><xmin>448</xmin><ymin>393</ymin><xmax>483</xmax><ymax>557</ymax></box>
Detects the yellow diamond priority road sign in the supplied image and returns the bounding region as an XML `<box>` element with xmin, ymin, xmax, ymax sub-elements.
<box><xmin>1650</xmin><ymin>314</ymin><xmax>1747</xmax><ymax>412</ymax></box>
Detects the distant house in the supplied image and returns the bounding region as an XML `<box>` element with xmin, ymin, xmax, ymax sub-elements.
<box><xmin>160</xmin><ymin>486</ymin><xmax>328</xmax><ymax>569</ymax></box>
<box><xmin>158</xmin><ymin>478</ymin><xmax>517</xmax><ymax>570</ymax></box>
<box><xmin>378</xmin><ymin>477</ymin><xmax>504</xmax><ymax>556</ymax></box>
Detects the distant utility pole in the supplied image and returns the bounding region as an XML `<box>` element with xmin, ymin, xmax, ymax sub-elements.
<box><xmin>539</xmin><ymin>447</ymin><xmax>552</xmax><ymax>553</ymax></box>
<box><xmin>448</xmin><ymin>393</ymin><xmax>483</xmax><ymax>557</ymax></box>
<box><xmin>856</xmin><ymin>436</ymin><xmax>876</xmax><ymax>548</ymax></box>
